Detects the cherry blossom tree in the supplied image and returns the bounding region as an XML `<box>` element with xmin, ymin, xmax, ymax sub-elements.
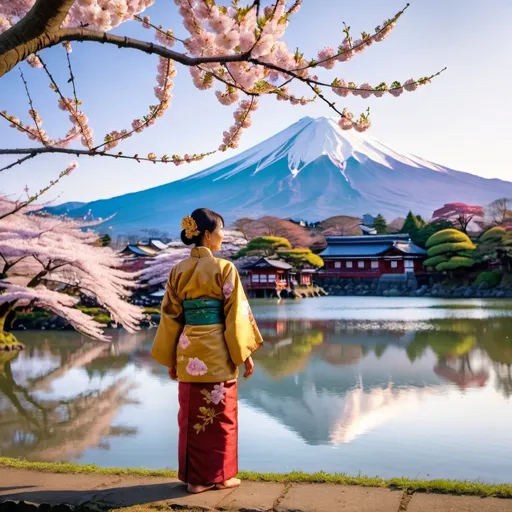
<box><xmin>0</xmin><ymin>196</ymin><xmax>144</xmax><ymax>346</ymax></box>
<box><xmin>138</xmin><ymin>244</ymin><xmax>190</xmax><ymax>287</ymax></box>
<box><xmin>432</xmin><ymin>203</ymin><xmax>485</xmax><ymax>234</ymax></box>
<box><xmin>138</xmin><ymin>229</ymin><xmax>246</xmax><ymax>287</ymax></box>
<box><xmin>0</xmin><ymin>0</ymin><xmax>445</xmax><ymax>176</ymax></box>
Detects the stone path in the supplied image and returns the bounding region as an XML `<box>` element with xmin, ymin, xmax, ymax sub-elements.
<box><xmin>1</xmin><ymin>468</ymin><xmax>511</xmax><ymax>512</ymax></box>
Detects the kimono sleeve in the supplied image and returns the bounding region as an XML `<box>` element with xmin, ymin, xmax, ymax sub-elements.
<box><xmin>151</xmin><ymin>270</ymin><xmax>183</xmax><ymax>368</ymax></box>
<box><xmin>222</xmin><ymin>263</ymin><xmax>263</xmax><ymax>367</ymax></box>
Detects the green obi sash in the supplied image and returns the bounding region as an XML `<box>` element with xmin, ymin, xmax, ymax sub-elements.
<box><xmin>183</xmin><ymin>299</ymin><xmax>224</xmax><ymax>326</ymax></box>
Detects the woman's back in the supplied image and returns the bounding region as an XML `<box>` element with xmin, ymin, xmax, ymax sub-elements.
<box><xmin>152</xmin><ymin>246</ymin><xmax>262</xmax><ymax>383</ymax></box>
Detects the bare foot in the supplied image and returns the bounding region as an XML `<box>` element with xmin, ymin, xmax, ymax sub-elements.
<box><xmin>216</xmin><ymin>478</ymin><xmax>241</xmax><ymax>490</ymax></box>
<box><xmin>187</xmin><ymin>483</ymin><xmax>215</xmax><ymax>494</ymax></box>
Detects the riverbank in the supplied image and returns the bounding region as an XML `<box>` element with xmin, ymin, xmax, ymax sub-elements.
<box><xmin>1</xmin><ymin>457</ymin><xmax>512</xmax><ymax>497</ymax></box>
<box><xmin>317</xmin><ymin>277</ymin><xmax>512</xmax><ymax>299</ymax></box>
<box><xmin>0</xmin><ymin>459</ymin><xmax>511</xmax><ymax>512</ymax></box>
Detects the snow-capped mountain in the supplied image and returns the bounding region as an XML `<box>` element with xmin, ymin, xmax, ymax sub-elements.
<box><xmin>49</xmin><ymin>117</ymin><xmax>512</xmax><ymax>234</ymax></box>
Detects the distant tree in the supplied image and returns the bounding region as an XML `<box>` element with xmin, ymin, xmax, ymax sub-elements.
<box><xmin>388</xmin><ymin>217</ymin><xmax>406</xmax><ymax>233</ymax></box>
<box><xmin>232</xmin><ymin>218</ymin><xmax>255</xmax><ymax>240</ymax></box>
<box><xmin>424</xmin><ymin>229</ymin><xmax>476</xmax><ymax>272</ymax></box>
<box><xmin>487</xmin><ymin>198</ymin><xmax>512</xmax><ymax>226</ymax></box>
<box><xmin>235</xmin><ymin>236</ymin><xmax>291</xmax><ymax>258</ymax></box>
<box><xmin>432</xmin><ymin>203</ymin><xmax>484</xmax><ymax>234</ymax></box>
<box><xmin>400</xmin><ymin>211</ymin><xmax>422</xmax><ymax>236</ymax></box>
<box><xmin>372</xmin><ymin>214</ymin><xmax>388</xmax><ymax>234</ymax></box>
<box><xmin>98</xmin><ymin>234</ymin><xmax>112</xmax><ymax>247</ymax></box>
<box><xmin>413</xmin><ymin>220</ymin><xmax>453</xmax><ymax>247</ymax></box>
<box><xmin>474</xmin><ymin>226</ymin><xmax>512</xmax><ymax>271</ymax></box>
<box><xmin>318</xmin><ymin>216</ymin><xmax>362</xmax><ymax>236</ymax></box>
<box><xmin>245</xmin><ymin>217</ymin><xmax>315</xmax><ymax>248</ymax></box>
<box><xmin>278</xmin><ymin>248</ymin><xmax>324</xmax><ymax>269</ymax></box>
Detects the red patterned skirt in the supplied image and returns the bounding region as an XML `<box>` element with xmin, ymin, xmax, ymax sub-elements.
<box><xmin>178</xmin><ymin>380</ymin><xmax>238</xmax><ymax>485</ymax></box>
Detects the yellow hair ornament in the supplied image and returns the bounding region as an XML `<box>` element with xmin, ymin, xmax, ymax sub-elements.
<box><xmin>181</xmin><ymin>215</ymin><xmax>200</xmax><ymax>239</ymax></box>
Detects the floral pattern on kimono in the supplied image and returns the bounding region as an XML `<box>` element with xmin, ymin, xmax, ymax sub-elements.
<box><xmin>193</xmin><ymin>383</ymin><xmax>228</xmax><ymax>434</ymax></box>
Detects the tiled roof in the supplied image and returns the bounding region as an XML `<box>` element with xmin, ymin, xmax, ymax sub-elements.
<box><xmin>121</xmin><ymin>245</ymin><xmax>151</xmax><ymax>256</ymax></box>
<box><xmin>319</xmin><ymin>243</ymin><xmax>393</xmax><ymax>257</ymax></box>
<box><xmin>243</xmin><ymin>258</ymin><xmax>293</xmax><ymax>270</ymax></box>
<box><xmin>325</xmin><ymin>234</ymin><xmax>412</xmax><ymax>243</ymax></box>
<box><xmin>393</xmin><ymin>242</ymin><xmax>427</xmax><ymax>256</ymax></box>
<box><xmin>149</xmin><ymin>239</ymin><xmax>169</xmax><ymax>250</ymax></box>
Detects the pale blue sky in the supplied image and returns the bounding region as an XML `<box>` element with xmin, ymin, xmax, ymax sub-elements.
<box><xmin>0</xmin><ymin>0</ymin><xmax>510</xmax><ymax>204</ymax></box>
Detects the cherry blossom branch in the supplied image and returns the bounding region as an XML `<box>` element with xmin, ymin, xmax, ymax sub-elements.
<box><xmin>295</xmin><ymin>3</ymin><xmax>410</xmax><ymax>72</ymax></box>
<box><xmin>37</xmin><ymin>54</ymin><xmax>93</xmax><ymax>149</ymax></box>
<box><xmin>0</xmin><ymin>154</ymin><xmax>37</xmax><ymax>173</ymax></box>
<box><xmin>19</xmin><ymin>69</ymin><xmax>49</xmax><ymax>146</ymax></box>
<box><xmin>93</xmin><ymin>57</ymin><xmax>175</xmax><ymax>152</ymax></box>
<box><xmin>56</xmin><ymin>28</ymin><xmax>253</xmax><ymax>67</ymax></box>
<box><xmin>133</xmin><ymin>15</ymin><xmax>187</xmax><ymax>45</ymax></box>
<box><xmin>0</xmin><ymin>162</ymin><xmax>77</xmax><ymax>220</ymax></box>
<box><xmin>64</xmin><ymin>43</ymin><xmax>79</xmax><ymax>112</ymax></box>
<box><xmin>0</xmin><ymin>146</ymin><xmax>212</xmax><ymax>165</ymax></box>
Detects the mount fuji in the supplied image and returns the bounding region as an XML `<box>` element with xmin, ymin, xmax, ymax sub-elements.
<box><xmin>49</xmin><ymin>116</ymin><xmax>512</xmax><ymax>234</ymax></box>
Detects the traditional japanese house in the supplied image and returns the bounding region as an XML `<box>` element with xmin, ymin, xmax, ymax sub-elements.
<box><xmin>242</xmin><ymin>258</ymin><xmax>293</xmax><ymax>297</ymax></box>
<box><xmin>318</xmin><ymin>234</ymin><xmax>427</xmax><ymax>277</ymax></box>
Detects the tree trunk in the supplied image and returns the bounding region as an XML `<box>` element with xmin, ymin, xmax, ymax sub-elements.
<box><xmin>0</xmin><ymin>302</ymin><xmax>12</xmax><ymax>333</ymax></box>
<box><xmin>0</xmin><ymin>0</ymin><xmax>74</xmax><ymax>76</ymax></box>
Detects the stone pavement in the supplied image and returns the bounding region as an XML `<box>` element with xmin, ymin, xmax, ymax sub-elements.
<box><xmin>1</xmin><ymin>468</ymin><xmax>512</xmax><ymax>512</ymax></box>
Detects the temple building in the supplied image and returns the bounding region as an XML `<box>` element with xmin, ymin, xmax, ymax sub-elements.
<box><xmin>318</xmin><ymin>234</ymin><xmax>427</xmax><ymax>277</ymax></box>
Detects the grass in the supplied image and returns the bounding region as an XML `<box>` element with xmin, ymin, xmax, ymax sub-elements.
<box><xmin>1</xmin><ymin>457</ymin><xmax>511</xmax><ymax>498</ymax></box>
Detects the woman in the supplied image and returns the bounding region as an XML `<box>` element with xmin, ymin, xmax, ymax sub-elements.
<box><xmin>151</xmin><ymin>208</ymin><xmax>263</xmax><ymax>494</ymax></box>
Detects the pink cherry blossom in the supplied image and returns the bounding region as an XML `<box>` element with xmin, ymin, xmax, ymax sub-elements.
<box><xmin>317</xmin><ymin>47</ymin><xmax>336</xmax><ymax>69</ymax></box>
<box><xmin>389</xmin><ymin>87</ymin><xmax>404</xmax><ymax>97</ymax></box>
<box><xmin>338</xmin><ymin>117</ymin><xmax>354</xmax><ymax>130</ymax></box>
<box><xmin>26</xmin><ymin>54</ymin><xmax>42</xmax><ymax>68</ymax></box>
<box><xmin>358</xmin><ymin>83</ymin><xmax>373</xmax><ymax>99</ymax></box>
<box><xmin>403</xmin><ymin>78</ymin><xmax>418</xmax><ymax>92</ymax></box>
<box><xmin>223</xmin><ymin>282</ymin><xmax>234</xmax><ymax>299</ymax></box>
<box><xmin>0</xmin><ymin>196</ymin><xmax>144</xmax><ymax>342</ymax></box>
<box><xmin>186</xmin><ymin>357</ymin><xmax>208</xmax><ymax>376</ymax></box>
<box><xmin>179</xmin><ymin>332</ymin><xmax>191</xmax><ymax>349</ymax></box>
<box><xmin>210</xmin><ymin>383</ymin><xmax>226</xmax><ymax>405</ymax></box>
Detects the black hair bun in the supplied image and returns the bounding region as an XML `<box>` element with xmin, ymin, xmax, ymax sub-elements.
<box><xmin>180</xmin><ymin>229</ymin><xmax>196</xmax><ymax>246</ymax></box>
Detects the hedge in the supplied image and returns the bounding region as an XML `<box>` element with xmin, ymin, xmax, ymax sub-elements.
<box><xmin>436</xmin><ymin>256</ymin><xmax>475</xmax><ymax>271</ymax></box>
<box><xmin>475</xmin><ymin>270</ymin><xmax>502</xmax><ymax>288</ymax></box>
<box><xmin>426</xmin><ymin>228</ymin><xmax>471</xmax><ymax>248</ymax></box>
<box><xmin>427</xmin><ymin>241</ymin><xmax>476</xmax><ymax>258</ymax></box>
<box><xmin>481</xmin><ymin>227</ymin><xmax>506</xmax><ymax>242</ymax></box>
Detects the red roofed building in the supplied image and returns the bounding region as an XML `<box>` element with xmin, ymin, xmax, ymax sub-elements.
<box><xmin>317</xmin><ymin>234</ymin><xmax>427</xmax><ymax>278</ymax></box>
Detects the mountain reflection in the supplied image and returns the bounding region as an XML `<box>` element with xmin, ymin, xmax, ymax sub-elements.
<box><xmin>1</xmin><ymin>316</ymin><xmax>511</xmax><ymax>463</ymax></box>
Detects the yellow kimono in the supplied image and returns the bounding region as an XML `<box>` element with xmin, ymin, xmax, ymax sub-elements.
<box><xmin>151</xmin><ymin>246</ymin><xmax>263</xmax><ymax>383</ymax></box>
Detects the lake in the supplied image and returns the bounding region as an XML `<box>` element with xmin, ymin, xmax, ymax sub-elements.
<box><xmin>1</xmin><ymin>297</ymin><xmax>512</xmax><ymax>483</ymax></box>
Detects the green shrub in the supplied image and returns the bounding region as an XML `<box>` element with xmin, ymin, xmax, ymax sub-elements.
<box><xmin>481</xmin><ymin>227</ymin><xmax>506</xmax><ymax>242</ymax></box>
<box><xmin>475</xmin><ymin>270</ymin><xmax>502</xmax><ymax>288</ymax></box>
<box><xmin>428</xmin><ymin>241</ymin><xmax>476</xmax><ymax>258</ymax></box>
<box><xmin>423</xmin><ymin>255</ymin><xmax>449</xmax><ymax>268</ymax></box>
<box><xmin>436</xmin><ymin>257</ymin><xmax>475</xmax><ymax>271</ymax></box>
<box><xmin>247</xmin><ymin>236</ymin><xmax>291</xmax><ymax>251</ymax></box>
<box><xmin>93</xmin><ymin>314</ymin><xmax>112</xmax><ymax>325</ymax></box>
<box><xmin>278</xmin><ymin>248</ymin><xmax>324</xmax><ymax>268</ymax></box>
<box><xmin>426</xmin><ymin>229</ymin><xmax>470</xmax><ymax>248</ymax></box>
<box><xmin>77</xmin><ymin>307</ymin><xmax>105</xmax><ymax>315</ymax></box>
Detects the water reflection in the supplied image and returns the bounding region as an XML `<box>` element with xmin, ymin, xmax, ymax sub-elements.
<box><xmin>0</xmin><ymin>333</ymin><xmax>140</xmax><ymax>460</ymax></box>
<box><xmin>1</xmin><ymin>305</ymin><xmax>512</xmax><ymax>482</ymax></box>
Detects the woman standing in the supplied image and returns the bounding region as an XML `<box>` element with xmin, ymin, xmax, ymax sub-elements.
<box><xmin>151</xmin><ymin>208</ymin><xmax>263</xmax><ymax>494</ymax></box>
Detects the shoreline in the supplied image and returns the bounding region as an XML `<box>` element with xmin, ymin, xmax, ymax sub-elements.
<box><xmin>1</xmin><ymin>457</ymin><xmax>511</xmax><ymax>498</ymax></box>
